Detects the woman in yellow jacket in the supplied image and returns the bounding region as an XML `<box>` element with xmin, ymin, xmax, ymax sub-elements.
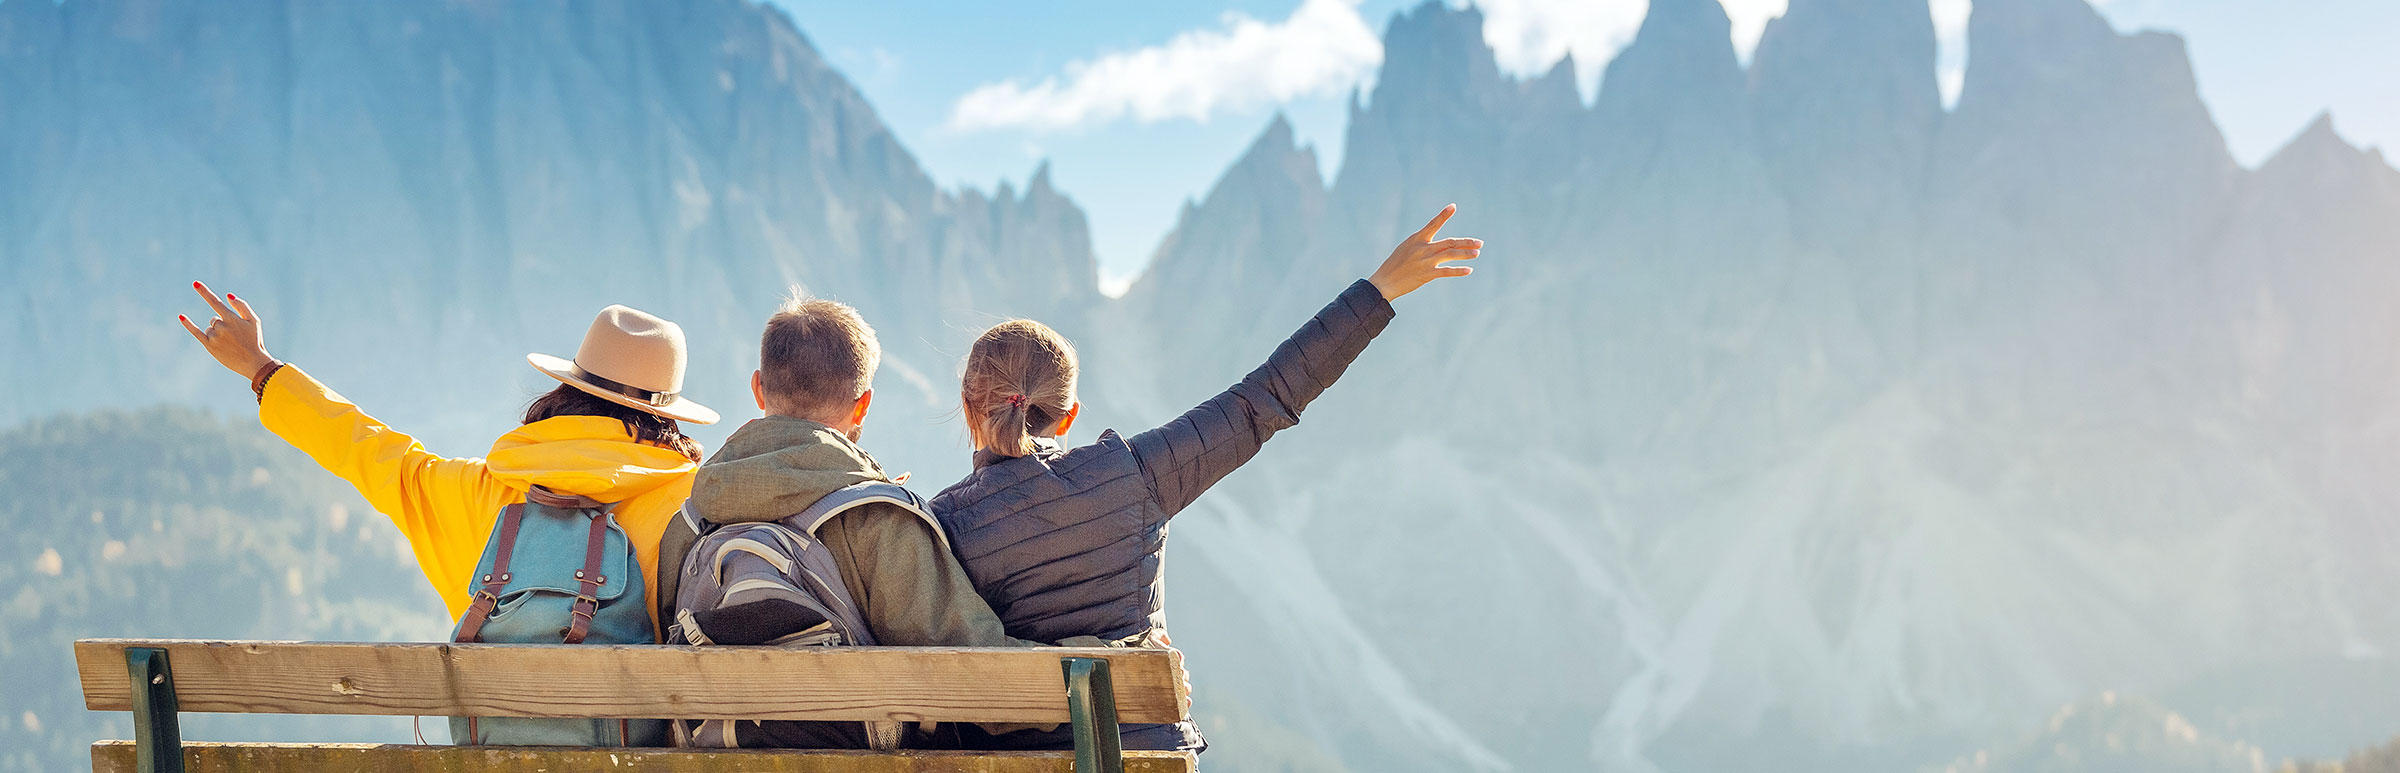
<box><xmin>177</xmin><ymin>281</ymin><xmax>717</xmax><ymax>638</ymax></box>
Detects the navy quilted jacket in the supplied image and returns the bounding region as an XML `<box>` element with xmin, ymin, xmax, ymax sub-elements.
<box><xmin>930</xmin><ymin>279</ymin><xmax>1395</xmax><ymax>751</ymax></box>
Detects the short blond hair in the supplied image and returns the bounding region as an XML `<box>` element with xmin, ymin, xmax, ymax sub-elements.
<box><xmin>759</xmin><ymin>294</ymin><xmax>880</xmax><ymax>421</ymax></box>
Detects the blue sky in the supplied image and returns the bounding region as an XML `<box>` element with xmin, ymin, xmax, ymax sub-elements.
<box><xmin>769</xmin><ymin>0</ymin><xmax>2400</xmax><ymax>293</ymax></box>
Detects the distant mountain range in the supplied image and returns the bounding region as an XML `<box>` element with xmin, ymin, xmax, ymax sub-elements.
<box><xmin>5</xmin><ymin>0</ymin><xmax>2399</xmax><ymax>770</ymax></box>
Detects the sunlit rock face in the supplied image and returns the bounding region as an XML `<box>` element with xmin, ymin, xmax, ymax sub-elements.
<box><xmin>6</xmin><ymin>0</ymin><xmax>2400</xmax><ymax>771</ymax></box>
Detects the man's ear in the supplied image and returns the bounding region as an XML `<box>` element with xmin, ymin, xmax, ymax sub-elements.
<box><xmin>751</xmin><ymin>370</ymin><xmax>767</xmax><ymax>411</ymax></box>
<box><xmin>849</xmin><ymin>389</ymin><xmax>874</xmax><ymax>427</ymax></box>
<box><xmin>1054</xmin><ymin>402</ymin><xmax>1081</xmax><ymax>437</ymax></box>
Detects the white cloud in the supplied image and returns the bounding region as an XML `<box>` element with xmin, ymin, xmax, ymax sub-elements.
<box><xmin>945</xmin><ymin>0</ymin><xmax>1382</xmax><ymax>134</ymax></box>
<box><xmin>1930</xmin><ymin>0</ymin><xmax>1972</xmax><ymax>39</ymax></box>
<box><xmin>1931</xmin><ymin>0</ymin><xmax>1971</xmax><ymax>106</ymax></box>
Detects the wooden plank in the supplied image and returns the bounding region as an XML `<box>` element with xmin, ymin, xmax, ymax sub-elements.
<box><xmin>76</xmin><ymin>640</ymin><xmax>1185</xmax><ymax>724</ymax></box>
<box><xmin>91</xmin><ymin>741</ymin><xmax>1197</xmax><ymax>773</ymax></box>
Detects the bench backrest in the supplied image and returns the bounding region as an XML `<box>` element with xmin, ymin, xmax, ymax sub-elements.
<box><xmin>75</xmin><ymin>639</ymin><xmax>1186</xmax><ymax>724</ymax></box>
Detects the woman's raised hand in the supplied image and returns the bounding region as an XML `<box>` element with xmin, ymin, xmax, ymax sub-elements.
<box><xmin>178</xmin><ymin>281</ymin><xmax>276</xmax><ymax>379</ymax></box>
<box><xmin>1368</xmin><ymin>204</ymin><xmax>1481</xmax><ymax>301</ymax></box>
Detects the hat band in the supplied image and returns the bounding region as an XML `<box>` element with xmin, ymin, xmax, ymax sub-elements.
<box><xmin>570</xmin><ymin>364</ymin><xmax>676</xmax><ymax>407</ymax></box>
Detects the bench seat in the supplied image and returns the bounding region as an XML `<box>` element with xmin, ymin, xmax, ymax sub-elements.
<box><xmin>76</xmin><ymin>639</ymin><xmax>1191</xmax><ymax>773</ymax></box>
<box><xmin>91</xmin><ymin>741</ymin><xmax>1197</xmax><ymax>772</ymax></box>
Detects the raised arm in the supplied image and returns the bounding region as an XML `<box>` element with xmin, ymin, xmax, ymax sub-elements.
<box><xmin>1128</xmin><ymin>205</ymin><xmax>1480</xmax><ymax>517</ymax></box>
<box><xmin>180</xmin><ymin>282</ymin><xmax>505</xmax><ymax>613</ymax></box>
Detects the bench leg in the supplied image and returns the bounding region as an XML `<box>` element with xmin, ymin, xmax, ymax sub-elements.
<box><xmin>1062</xmin><ymin>657</ymin><xmax>1124</xmax><ymax>773</ymax></box>
<box><xmin>125</xmin><ymin>647</ymin><xmax>184</xmax><ymax>773</ymax></box>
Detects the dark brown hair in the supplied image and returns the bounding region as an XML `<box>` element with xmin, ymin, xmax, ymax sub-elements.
<box><xmin>522</xmin><ymin>384</ymin><xmax>703</xmax><ymax>463</ymax></box>
<box><xmin>759</xmin><ymin>295</ymin><xmax>881</xmax><ymax>422</ymax></box>
<box><xmin>963</xmin><ymin>319</ymin><xmax>1078</xmax><ymax>457</ymax></box>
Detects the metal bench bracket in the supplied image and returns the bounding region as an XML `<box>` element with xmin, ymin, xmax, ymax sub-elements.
<box><xmin>126</xmin><ymin>646</ymin><xmax>184</xmax><ymax>773</ymax></box>
<box><xmin>1061</xmin><ymin>657</ymin><xmax>1124</xmax><ymax>773</ymax></box>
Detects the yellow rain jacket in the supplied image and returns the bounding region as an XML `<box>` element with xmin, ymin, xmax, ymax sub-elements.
<box><xmin>258</xmin><ymin>365</ymin><xmax>697</xmax><ymax>635</ymax></box>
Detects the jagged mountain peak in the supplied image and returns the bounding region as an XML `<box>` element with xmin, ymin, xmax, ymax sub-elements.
<box><xmin>2252</xmin><ymin>111</ymin><xmax>2390</xmax><ymax>190</ymax></box>
<box><xmin>1935</xmin><ymin>0</ymin><xmax>2236</xmax><ymax>225</ymax></box>
<box><xmin>1213</xmin><ymin>115</ymin><xmax>1322</xmax><ymax>214</ymax></box>
<box><xmin>1527</xmin><ymin>53</ymin><xmax>1581</xmax><ymax>109</ymax></box>
<box><xmin>1749</xmin><ymin>0</ymin><xmax>1941</xmax><ymax>133</ymax></box>
<box><xmin>1626</xmin><ymin>0</ymin><xmax>1738</xmax><ymax>58</ymax></box>
<box><xmin>1203</xmin><ymin>115</ymin><xmax>1323</xmax><ymax>225</ymax></box>
<box><xmin>1965</xmin><ymin>0</ymin><xmax>2116</xmax><ymax>52</ymax></box>
<box><xmin>1644</xmin><ymin>0</ymin><xmax>1737</xmax><ymax>30</ymax></box>
<box><xmin>1123</xmin><ymin>114</ymin><xmax>1326</xmax><ymax>307</ymax></box>
<box><xmin>1255</xmin><ymin>111</ymin><xmax>1298</xmax><ymax>153</ymax></box>
<box><xmin>1752</xmin><ymin>0</ymin><xmax>1940</xmax><ymax>90</ymax></box>
<box><xmin>1381</xmin><ymin>0</ymin><xmax>1486</xmax><ymax>54</ymax></box>
<box><xmin>1028</xmin><ymin>159</ymin><xmax>1057</xmax><ymax>196</ymax></box>
<box><xmin>1363</xmin><ymin>0</ymin><xmax>1503</xmax><ymax>115</ymax></box>
<box><xmin>1955</xmin><ymin>0</ymin><xmax>2179</xmax><ymax>114</ymax></box>
<box><xmin>1749</xmin><ymin>0</ymin><xmax>1941</xmax><ymax>254</ymax></box>
<box><xmin>2287</xmin><ymin>111</ymin><xmax>2349</xmax><ymax>156</ymax></box>
<box><xmin>1592</xmin><ymin>0</ymin><xmax>1746</xmax><ymax>121</ymax></box>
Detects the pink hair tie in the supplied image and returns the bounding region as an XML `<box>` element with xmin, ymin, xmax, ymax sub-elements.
<box><xmin>1006</xmin><ymin>394</ymin><xmax>1028</xmax><ymax>408</ymax></box>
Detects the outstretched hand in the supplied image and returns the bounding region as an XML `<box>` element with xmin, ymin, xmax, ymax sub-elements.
<box><xmin>178</xmin><ymin>281</ymin><xmax>276</xmax><ymax>379</ymax></box>
<box><xmin>1368</xmin><ymin>204</ymin><xmax>1481</xmax><ymax>301</ymax></box>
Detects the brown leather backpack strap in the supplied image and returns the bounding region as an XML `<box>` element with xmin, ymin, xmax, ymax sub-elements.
<box><xmin>562</xmin><ymin>510</ymin><xmax>611</xmax><ymax>644</ymax></box>
<box><xmin>453</xmin><ymin>503</ymin><xmax>528</xmax><ymax>644</ymax></box>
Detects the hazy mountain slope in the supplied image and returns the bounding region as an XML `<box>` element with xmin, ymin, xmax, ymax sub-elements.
<box><xmin>0</xmin><ymin>408</ymin><xmax>447</xmax><ymax>772</ymax></box>
<box><xmin>1119</xmin><ymin>0</ymin><xmax>2400</xmax><ymax>770</ymax></box>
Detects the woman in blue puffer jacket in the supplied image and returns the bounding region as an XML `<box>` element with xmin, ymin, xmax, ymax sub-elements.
<box><xmin>931</xmin><ymin>205</ymin><xmax>1483</xmax><ymax>753</ymax></box>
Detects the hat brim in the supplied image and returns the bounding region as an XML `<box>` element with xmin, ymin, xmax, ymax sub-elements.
<box><xmin>527</xmin><ymin>352</ymin><xmax>720</xmax><ymax>425</ymax></box>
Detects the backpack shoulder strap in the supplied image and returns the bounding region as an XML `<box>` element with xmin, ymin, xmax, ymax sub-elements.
<box><xmin>655</xmin><ymin>504</ymin><xmax>708</xmax><ymax>639</ymax></box>
<box><xmin>452</xmin><ymin>503</ymin><xmax>528</xmax><ymax>643</ymax></box>
<box><xmin>792</xmin><ymin>481</ymin><xmax>951</xmax><ymax>556</ymax></box>
<box><xmin>562</xmin><ymin>509</ymin><xmax>611</xmax><ymax>644</ymax></box>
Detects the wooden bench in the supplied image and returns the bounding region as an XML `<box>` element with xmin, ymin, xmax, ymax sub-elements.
<box><xmin>75</xmin><ymin>639</ymin><xmax>1195</xmax><ymax>773</ymax></box>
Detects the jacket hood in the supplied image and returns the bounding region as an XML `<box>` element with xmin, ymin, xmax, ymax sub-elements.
<box><xmin>689</xmin><ymin>415</ymin><xmax>891</xmax><ymax>523</ymax></box>
<box><xmin>483</xmin><ymin>415</ymin><xmax>698</xmax><ymax>503</ymax></box>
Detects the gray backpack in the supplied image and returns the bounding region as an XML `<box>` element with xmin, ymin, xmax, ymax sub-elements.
<box><xmin>666</xmin><ymin>481</ymin><xmax>950</xmax><ymax>749</ymax></box>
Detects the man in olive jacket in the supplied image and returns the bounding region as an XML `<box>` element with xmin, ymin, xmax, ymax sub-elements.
<box><xmin>657</xmin><ymin>295</ymin><xmax>1072</xmax><ymax>654</ymax></box>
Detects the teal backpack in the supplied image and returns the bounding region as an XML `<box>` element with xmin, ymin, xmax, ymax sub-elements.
<box><xmin>448</xmin><ymin>490</ymin><xmax>666</xmax><ymax>746</ymax></box>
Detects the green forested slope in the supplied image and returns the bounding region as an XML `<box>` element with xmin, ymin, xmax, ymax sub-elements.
<box><xmin>0</xmin><ymin>408</ymin><xmax>448</xmax><ymax>771</ymax></box>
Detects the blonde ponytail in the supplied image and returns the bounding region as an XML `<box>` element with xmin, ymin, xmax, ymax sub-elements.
<box><xmin>963</xmin><ymin>320</ymin><xmax>1078</xmax><ymax>457</ymax></box>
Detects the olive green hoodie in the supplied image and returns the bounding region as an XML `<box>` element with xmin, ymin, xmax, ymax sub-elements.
<box><xmin>659</xmin><ymin>415</ymin><xmax>1042</xmax><ymax>649</ymax></box>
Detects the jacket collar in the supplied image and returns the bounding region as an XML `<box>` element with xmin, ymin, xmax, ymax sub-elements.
<box><xmin>483</xmin><ymin>415</ymin><xmax>696</xmax><ymax>503</ymax></box>
<box><xmin>689</xmin><ymin>415</ymin><xmax>891</xmax><ymax>523</ymax></box>
<box><xmin>973</xmin><ymin>436</ymin><xmax>1063</xmax><ymax>470</ymax></box>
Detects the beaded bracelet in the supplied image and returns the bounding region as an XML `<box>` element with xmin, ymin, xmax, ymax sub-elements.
<box><xmin>250</xmin><ymin>359</ymin><xmax>285</xmax><ymax>403</ymax></box>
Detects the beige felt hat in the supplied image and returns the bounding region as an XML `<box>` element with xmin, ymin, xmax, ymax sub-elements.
<box><xmin>527</xmin><ymin>305</ymin><xmax>719</xmax><ymax>425</ymax></box>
